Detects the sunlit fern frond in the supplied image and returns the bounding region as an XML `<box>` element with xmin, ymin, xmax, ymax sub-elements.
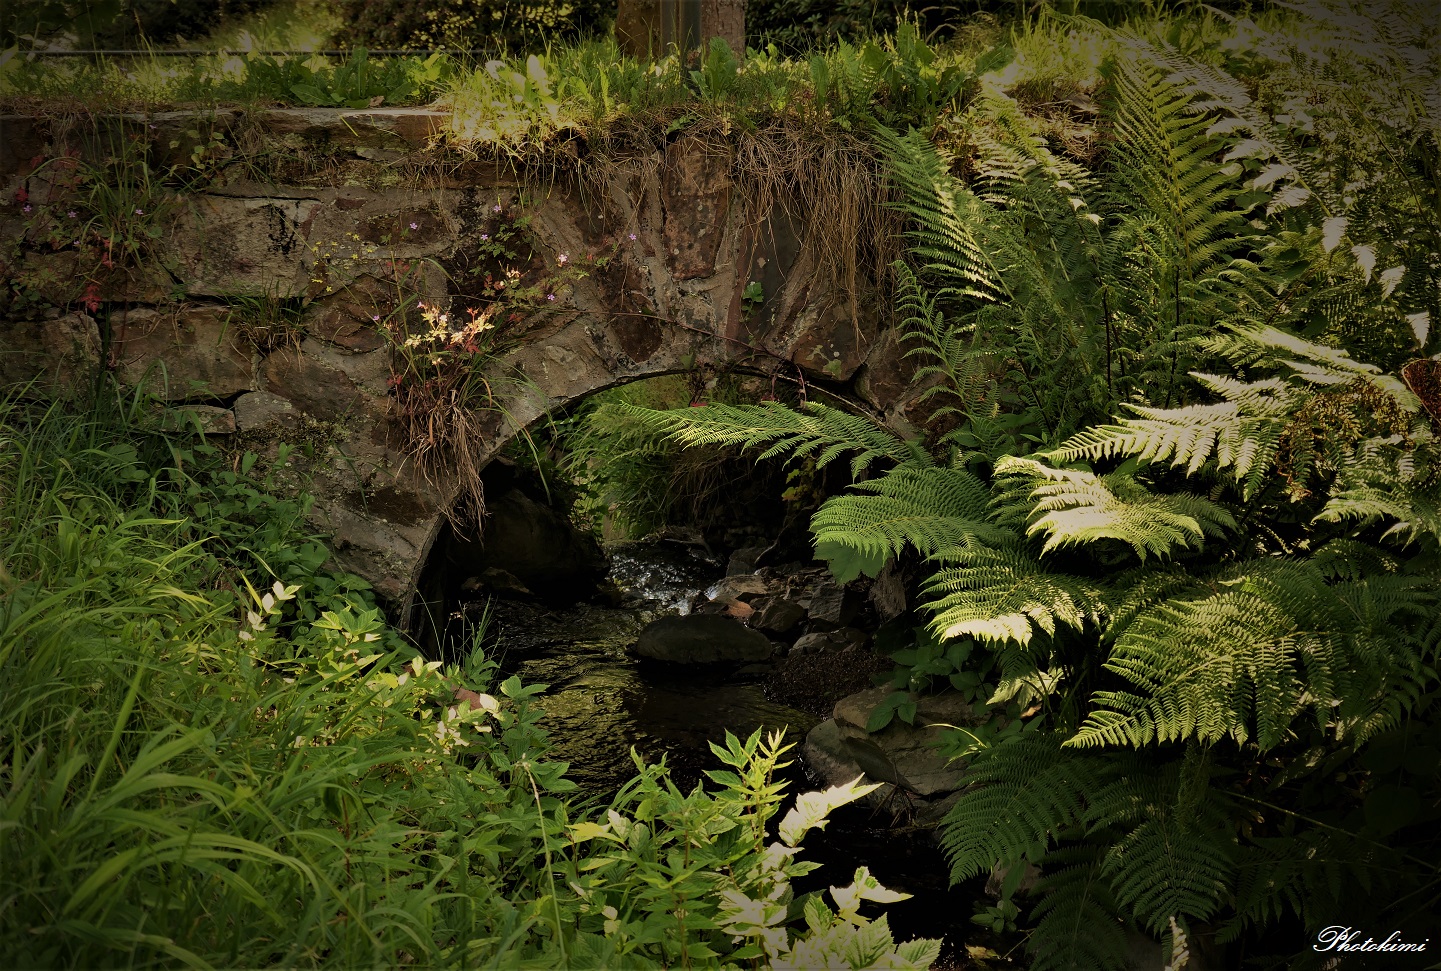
<box><xmin>873</xmin><ymin>124</ymin><xmax>1005</xmax><ymax>304</ymax></box>
<box><xmin>1069</xmin><ymin>558</ymin><xmax>1434</xmax><ymax>750</ymax></box>
<box><xmin>1106</xmin><ymin>52</ymin><xmax>1247</xmax><ymax>276</ymax></box>
<box><xmin>1111</xmin><ymin>28</ymin><xmax>1343</xmax><ymax>217</ymax></box>
<box><xmin>922</xmin><ymin>547</ymin><xmax>1107</xmax><ymax>647</ymax></box>
<box><xmin>1046</xmin><ymin>382</ymin><xmax>1297</xmax><ymax>499</ymax></box>
<box><xmin>995</xmin><ymin>456</ymin><xmax>1236</xmax><ymax>560</ymax></box>
<box><xmin>811</xmin><ymin>466</ymin><xmax>1016</xmax><ymax>581</ymax></box>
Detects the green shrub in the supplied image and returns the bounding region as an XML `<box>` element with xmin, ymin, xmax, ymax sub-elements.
<box><xmin>2</xmin><ymin>0</ymin><xmax>276</xmax><ymax>48</ymax></box>
<box><xmin>338</xmin><ymin>0</ymin><xmax>612</xmax><ymax>56</ymax></box>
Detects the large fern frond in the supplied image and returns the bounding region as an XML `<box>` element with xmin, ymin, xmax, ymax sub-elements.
<box><xmin>1068</xmin><ymin>558</ymin><xmax>1435</xmax><ymax>750</ymax></box>
<box><xmin>1106</xmin><ymin>53</ymin><xmax>1246</xmax><ymax>275</ymax></box>
<box><xmin>1074</xmin><ymin>751</ymin><xmax>1236</xmax><ymax>936</ymax></box>
<box><xmin>922</xmin><ymin>548</ymin><xmax>1107</xmax><ymax>647</ymax></box>
<box><xmin>1113</xmin><ymin>28</ymin><xmax>1342</xmax><ymax>217</ymax></box>
<box><xmin>1025</xmin><ymin>846</ymin><xmax>1131</xmax><ymax>971</ymax></box>
<box><xmin>995</xmin><ymin>457</ymin><xmax>1236</xmax><ymax>560</ymax></box>
<box><xmin>938</xmin><ymin>732</ymin><xmax>1095</xmax><ymax>882</ymax></box>
<box><xmin>608</xmin><ymin>401</ymin><xmax>927</xmax><ymax>477</ymax></box>
<box><xmin>1204</xmin><ymin>324</ymin><xmax>1421</xmax><ymax>404</ymax></box>
<box><xmin>873</xmin><ymin>124</ymin><xmax>1005</xmax><ymax>304</ymax></box>
<box><xmin>810</xmin><ymin>466</ymin><xmax>1015</xmax><ymax>582</ymax></box>
<box><xmin>1046</xmin><ymin>377</ymin><xmax>1298</xmax><ymax>498</ymax></box>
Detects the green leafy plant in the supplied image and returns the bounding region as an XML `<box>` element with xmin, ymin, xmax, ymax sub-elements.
<box><xmin>242</xmin><ymin>47</ymin><xmax>453</xmax><ymax>108</ymax></box>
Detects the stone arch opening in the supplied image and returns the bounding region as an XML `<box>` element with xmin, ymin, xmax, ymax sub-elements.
<box><xmin>401</xmin><ymin>365</ymin><xmax>879</xmax><ymax>657</ymax></box>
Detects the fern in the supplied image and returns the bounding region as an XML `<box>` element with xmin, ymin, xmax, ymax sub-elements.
<box><xmin>810</xmin><ymin>466</ymin><xmax>1014</xmax><ymax>582</ymax></box>
<box><xmin>939</xmin><ymin>732</ymin><xmax>1094</xmax><ymax>882</ymax></box>
<box><xmin>923</xmin><ymin>547</ymin><xmax>1106</xmax><ymax>647</ymax></box>
<box><xmin>995</xmin><ymin>457</ymin><xmax>1236</xmax><ymax>560</ymax></box>
<box><xmin>1047</xmin><ymin>375</ymin><xmax>1298</xmax><ymax>498</ymax></box>
<box><xmin>609</xmin><ymin>400</ymin><xmax>927</xmax><ymax>478</ymax></box>
<box><xmin>1025</xmin><ymin>847</ymin><xmax>1130</xmax><ymax>971</ymax></box>
<box><xmin>1071</xmin><ymin>559</ymin><xmax>1434</xmax><ymax>750</ymax></box>
<box><xmin>873</xmin><ymin>125</ymin><xmax>1004</xmax><ymax>304</ymax></box>
<box><xmin>1092</xmin><ymin>776</ymin><xmax>1236</xmax><ymax>936</ymax></box>
<box><xmin>1106</xmin><ymin>53</ymin><xmax>1246</xmax><ymax>275</ymax></box>
<box><xmin>894</xmin><ymin>262</ymin><xmax>987</xmax><ymax>419</ymax></box>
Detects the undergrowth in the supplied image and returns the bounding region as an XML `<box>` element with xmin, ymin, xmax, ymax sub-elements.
<box><xmin>0</xmin><ymin>381</ymin><xmax>940</xmax><ymax>968</ymax></box>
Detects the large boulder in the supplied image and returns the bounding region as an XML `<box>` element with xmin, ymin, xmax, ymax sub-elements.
<box><xmin>635</xmin><ymin>614</ymin><xmax>775</xmax><ymax>664</ymax></box>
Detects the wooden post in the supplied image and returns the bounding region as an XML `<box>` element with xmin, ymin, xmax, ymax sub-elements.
<box><xmin>616</xmin><ymin>0</ymin><xmax>744</xmax><ymax>58</ymax></box>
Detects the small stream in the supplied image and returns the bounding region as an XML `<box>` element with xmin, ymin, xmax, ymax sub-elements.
<box><xmin>465</xmin><ymin>541</ymin><xmax>989</xmax><ymax>965</ymax></box>
<box><xmin>480</xmin><ymin>542</ymin><xmax>817</xmax><ymax>793</ymax></box>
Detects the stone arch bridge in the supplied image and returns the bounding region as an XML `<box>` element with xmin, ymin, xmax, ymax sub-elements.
<box><xmin>0</xmin><ymin>108</ymin><xmax>928</xmax><ymax>622</ymax></box>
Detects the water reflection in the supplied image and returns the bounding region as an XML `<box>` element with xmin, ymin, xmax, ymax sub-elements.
<box><xmin>477</xmin><ymin>541</ymin><xmax>816</xmax><ymax>793</ymax></box>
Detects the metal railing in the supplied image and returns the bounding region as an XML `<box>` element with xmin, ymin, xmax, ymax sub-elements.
<box><xmin>12</xmin><ymin>49</ymin><xmax>487</xmax><ymax>58</ymax></box>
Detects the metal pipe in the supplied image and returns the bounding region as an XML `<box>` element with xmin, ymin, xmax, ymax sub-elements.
<box><xmin>11</xmin><ymin>49</ymin><xmax>485</xmax><ymax>58</ymax></box>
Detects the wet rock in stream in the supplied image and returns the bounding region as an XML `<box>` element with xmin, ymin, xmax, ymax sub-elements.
<box><xmin>633</xmin><ymin>613</ymin><xmax>775</xmax><ymax>663</ymax></box>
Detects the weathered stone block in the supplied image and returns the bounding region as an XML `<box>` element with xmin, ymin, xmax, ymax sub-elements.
<box><xmin>233</xmin><ymin>390</ymin><xmax>296</xmax><ymax>431</ymax></box>
<box><xmin>749</xmin><ymin>595</ymin><xmax>807</xmax><ymax>634</ymax></box>
<box><xmin>14</xmin><ymin>250</ymin><xmax>175</xmax><ymax>307</ymax></box>
<box><xmin>112</xmin><ymin>306</ymin><xmax>254</xmax><ymax>399</ymax></box>
<box><xmin>662</xmin><ymin>136</ymin><xmax>732</xmax><ymax>281</ymax></box>
<box><xmin>163</xmin><ymin>195</ymin><xmax>321</xmax><ymax>298</ymax></box>
<box><xmin>791</xmin><ymin>627</ymin><xmax>867</xmax><ymax>655</ymax></box>
<box><xmin>263</xmin><ymin>346</ymin><xmax>379</xmax><ymax>422</ymax></box>
<box><xmin>0</xmin><ymin>313</ymin><xmax>102</xmax><ymax>394</ymax></box>
<box><xmin>306</xmin><ymin>279</ymin><xmax>392</xmax><ymax>352</ymax></box>
<box><xmin>832</xmin><ymin>685</ymin><xmax>977</xmax><ymax>798</ymax></box>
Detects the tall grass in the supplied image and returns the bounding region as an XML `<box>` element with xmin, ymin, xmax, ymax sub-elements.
<box><xmin>0</xmin><ymin>385</ymin><xmax>559</xmax><ymax>968</ymax></box>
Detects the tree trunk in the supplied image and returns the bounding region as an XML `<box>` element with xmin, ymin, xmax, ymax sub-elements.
<box><xmin>616</xmin><ymin>0</ymin><xmax>744</xmax><ymax>58</ymax></box>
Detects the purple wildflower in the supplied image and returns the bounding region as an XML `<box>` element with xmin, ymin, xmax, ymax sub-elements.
<box><xmin>22</xmin><ymin>204</ymin><xmax>31</xmax><ymax>213</ymax></box>
<box><xmin>546</xmin><ymin>294</ymin><xmax>555</xmax><ymax>301</ymax></box>
<box><xmin>480</xmin><ymin>234</ymin><xmax>489</xmax><ymax>241</ymax></box>
<box><xmin>628</xmin><ymin>233</ymin><xmax>637</xmax><ymax>241</ymax></box>
<box><xmin>134</xmin><ymin>208</ymin><xmax>144</xmax><ymax>215</ymax></box>
<box><xmin>409</xmin><ymin>221</ymin><xmax>419</xmax><ymax>230</ymax></box>
<box><xmin>67</xmin><ymin>210</ymin><xmax>77</xmax><ymax>218</ymax></box>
